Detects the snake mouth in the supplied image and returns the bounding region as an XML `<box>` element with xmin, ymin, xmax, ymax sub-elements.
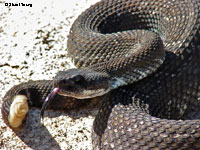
<box><xmin>40</xmin><ymin>87</ymin><xmax>60</xmax><ymax>121</ymax></box>
<box><xmin>40</xmin><ymin>86</ymin><xmax>110</xmax><ymax>123</ymax></box>
<box><xmin>58</xmin><ymin>87</ymin><xmax>111</xmax><ymax>99</ymax></box>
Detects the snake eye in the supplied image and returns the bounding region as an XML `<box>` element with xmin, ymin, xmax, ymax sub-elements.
<box><xmin>73</xmin><ymin>75</ymin><xmax>84</xmax><ymax>83</ymax></box>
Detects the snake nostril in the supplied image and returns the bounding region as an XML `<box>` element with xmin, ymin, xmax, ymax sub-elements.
<box><xmin>59</xmin><ymin>79</ymin><xmax>67</xmax><ymax>85</ymax></box>
<box><xmin>62</xmin><ymin>80</ymin><xmax>66</xmax><ymax>84</ymax></box>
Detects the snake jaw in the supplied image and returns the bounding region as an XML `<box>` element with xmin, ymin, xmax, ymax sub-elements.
<box><xmin>40</xmin><ymin>87</ymin><xmax>60</xmax><ymax>121</ymax></box>
<box><xmin>58</xmin><ymin>86</ymin><xmax>111</xmax><ymax>99</ymax></box>
<box><xmin>8</xmin><ymin>95</ymin><xmax>29</xmax><ymax>128</ymax></box>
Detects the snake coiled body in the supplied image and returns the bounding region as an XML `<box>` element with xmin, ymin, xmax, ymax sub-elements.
<box><xmin>1</xmin><ymin>0</ymin><xmax>200</xmax><ymax>149</ymax></box>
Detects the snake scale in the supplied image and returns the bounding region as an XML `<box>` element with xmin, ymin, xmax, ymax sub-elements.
<box><xmin>1</xmin><ymin>0</ymin><xmax>200</xmax><ymax>149</ymax></box>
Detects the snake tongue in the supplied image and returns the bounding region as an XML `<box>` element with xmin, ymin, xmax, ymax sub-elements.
<box><xmin>40</xmin><ymin>87</ymin><xmax>60</xmax><ymax>122</ymax></box>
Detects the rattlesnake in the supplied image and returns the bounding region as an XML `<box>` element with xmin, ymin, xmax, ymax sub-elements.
<box><xmin>2</xmin><ymin>0</ymin><xmax>200</xmax><ymax>149</ymax></box>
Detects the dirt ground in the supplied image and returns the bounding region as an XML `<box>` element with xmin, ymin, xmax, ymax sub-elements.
<box><xmin>0</xmin><ymin>0</ymin><xmax>100</xmax><ymax>149</ymax></box>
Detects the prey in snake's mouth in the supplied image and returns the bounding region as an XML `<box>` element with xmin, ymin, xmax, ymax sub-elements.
<box><xmin>40</xmin><ymin>68</ymin><xmax>111</xmax><ymax>120</ymax></box>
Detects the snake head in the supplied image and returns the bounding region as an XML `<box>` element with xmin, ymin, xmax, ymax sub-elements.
<box><xmin>40</xmin><ymin>68</ymin><xmax>111</xmax><ymax>121</ymax></box>
<box><xmin>54</xmin><ymin>68</ymin><xmax>111</xmax><ymax>99</ymax></box>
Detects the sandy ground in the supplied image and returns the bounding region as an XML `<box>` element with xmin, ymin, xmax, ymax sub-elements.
<box><xmin>0</xmin><ymin>0</ymin><xmax>100</xmax><ymax>149</ymax></box>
